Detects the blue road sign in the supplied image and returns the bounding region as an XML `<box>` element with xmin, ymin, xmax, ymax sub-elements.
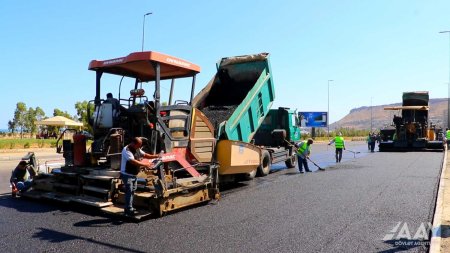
<box><xmin>299</xmin><ymin>112</ymin><xmax>328</xmax><ymax>127</ymax></box>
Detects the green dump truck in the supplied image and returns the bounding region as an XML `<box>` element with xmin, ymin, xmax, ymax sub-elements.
<box><xmin>193</xmin><ymin>53</ymin><xmax>300</xmax><ymax>180</ymax></box>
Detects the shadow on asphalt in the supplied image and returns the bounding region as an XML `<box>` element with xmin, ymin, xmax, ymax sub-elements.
<box><xmin>0</xmin><ymin>193</ymin><xmax>137</xmax><ymax>224</ymax></box>
<box><xmin>219</xmin><ymin>181</ymin><xmax>251</xmax><ymax>192</ymax></box>
<box><xmin>283</xmin><ymin>172</ymin><xmax>300</xmax><ymax>176</ymax></box>
<box><xmin>0</xmin><ymin>193</ymin><xmax>61</xmax><ymax>213</ymax></box>
<box><xmin>33</xmin><ymin>227</ymin><xmax>146</xmax><ymax>253</ymax></box>
<box><xmin>73</xmin><ymin>218</ymin><xmax>125</xmax><ymax>227</ymax></box>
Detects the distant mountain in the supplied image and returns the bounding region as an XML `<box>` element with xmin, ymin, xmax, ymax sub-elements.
<box><xmin>330</xmin><ymin>98</ymin><xmax>448</xmax><ymax>130</ymax></box>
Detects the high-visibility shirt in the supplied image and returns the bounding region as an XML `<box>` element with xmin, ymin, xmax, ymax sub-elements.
<box><xmin>297</xmin><ymin>142</ymin><xmax>310</xmax><ymax>158</ymax></box>
<box><xmin>334</xmin><ymin>136</ymin><xmax>345</xmax><ymax>149</ymax></box>
<box><xmin>446</xmin><ymin>130</ymin><xmax>450</xmax><ymax>139</ymax></box>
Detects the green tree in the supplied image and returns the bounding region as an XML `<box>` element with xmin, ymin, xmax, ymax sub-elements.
<box><xmin>25</xmin><ymin>107</ymin><xmax>36</xmax><ymax>137</ymax></box>
<box><xmin>53</xmin><ymin>108</ymin><xmax>74</xmax><ymax>119</ymax></box>
<box><xmin>35</xmin><ymin>107</ymin><xmax>45</xmax><ymax>121</ymax></box>
<box><xmin>7</xmin><ymin>120</ymin><xmax>16</xmax><ymax>134</ymax></box>
<box><xmin>24</xmin><ymin>106</ymin><xmax>46</xmax><ymax>138</ymax></box>
<box><xmin>13</xmin><ymin>102</ymin><xmax>27</xmax><ymax>138</ymax></box>
<box><xmin>75</xmin><ymin>101</ymin><xmax>93</xmax><ymax>132</ymax></box>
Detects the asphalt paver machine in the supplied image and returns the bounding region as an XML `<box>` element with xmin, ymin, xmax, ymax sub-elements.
<box><xmin>379</xmin><ymin>91</ymin><xmax>444</xmax><ymax>152</ymax></box>
<box><xmin>24</xmin><ymin>51</ymin><xmax>219</xmax><ymax>219</ymax></box>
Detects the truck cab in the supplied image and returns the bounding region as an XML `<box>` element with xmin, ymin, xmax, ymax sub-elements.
<box><xmin>254</xmin><ymin>107</ymin><xmax>301</xmax><ymax>146</ymax></box>
<box><xmin>252</xmin><ymin>107</ymin><xmax>301</xmax><ymax>176</ymax></box>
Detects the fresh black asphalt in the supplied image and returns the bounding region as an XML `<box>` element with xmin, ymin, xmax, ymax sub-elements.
<box><xmin>0</xmin><ymin>142</ymin><xmax>443</xmax><ymax>252</ymax></box>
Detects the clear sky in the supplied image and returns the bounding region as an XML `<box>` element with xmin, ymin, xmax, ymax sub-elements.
<box><xmin>1</xmin><ymin>0</ymin><xmax>450</xmax><ymax>129</ymax></box>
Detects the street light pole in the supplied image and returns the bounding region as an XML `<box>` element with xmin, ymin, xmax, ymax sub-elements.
<box><xmin>142</xmin><ymin>12</ymin><xmax>152</xmax><ymax>52</ymax></box>
<box><xmin>440</xmin><ymin>31</ymin><xmax>450</xmax><ymax>128</ymax></box>
<box><xmin>370</xmin><ymin>97</ymin><xmax>373</xmax><ymax>132</ymax></box>
<box><xmin>327</xmin><ymin>79</ymin><xmax>333</xmax><ymax>138</ymax></box>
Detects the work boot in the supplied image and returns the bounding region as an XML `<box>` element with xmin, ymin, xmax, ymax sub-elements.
<box><xmin>124</xmin><ymin>211</ymin><xmax>135</xmax><ymax>217</ymax></box>
<box><xmin>124</xmin><ymin>208</ymin><xmax>136</xmax><ymax>216</ymax></box>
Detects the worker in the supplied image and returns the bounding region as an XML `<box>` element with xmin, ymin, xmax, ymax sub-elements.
<box><xmin>105</xmin><ymin>93</ymin><xmax>120</xmax><ymax>109</ymax></box>
<box><xmin>106</xmin><ymin>93</ymin><xmax>122</xmax><ymax>116</ymax></box>
<box><xmin>376</xmin><ymin>132</ymin><xmax>381</xmax><ymax>143</ymax></box>
<box><xmin>328</xmin><ymin>132</ymin><xmax>345</xmax><ymax>163</ymax></box>
<box><xmin>369</xmin><ymin>133</ymin><xmax>377</xmax><ymax>152</ymax></box>
<box><xmin>10</xmin><ymin>160</ymin><xmax>36</xmax><ymax>196</ymax></box>
<box><xmin>366</xmin><ymin>133</ymin><xmax>371</xmax><ymax>150</ymax></box>
<box><xmin>295</xmin><ymin>138</ymin><xmax>313</xmax><ymax>173</ymax></box>
<box><xmin>446</xmin><ymin>128</ymin><xmax>450</xmax><ymax>148</ymax></box>
<box><xmin>120</xmin><ymin>137</ymin><xmax>159</xmax><ymax>216</ymax></box>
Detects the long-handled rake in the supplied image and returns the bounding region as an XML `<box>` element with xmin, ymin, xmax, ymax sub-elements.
<box><xmin>345</xmin><ymin>149</ymin><xmax>361</xmax><ymax>158</ymax></box>
<box><xmin>306</xmin><ymin>157</ymin><xmax>325</xmax><ymax>171</ymax></box>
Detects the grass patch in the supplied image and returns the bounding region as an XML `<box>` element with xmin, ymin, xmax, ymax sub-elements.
<box><xmin>0</xmin><ymin>139</ymin><xmax>57</xmax><ymax>149</ymax></box>
<box><xmin>0</xmin><ymin>139</ymin><xmax>92</xmax><ymax>150</ymax></box>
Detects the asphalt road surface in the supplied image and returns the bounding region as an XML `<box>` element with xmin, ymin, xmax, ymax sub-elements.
<box><xmin>0</xmin><ymin>142</ymin><xmax>443</xmax><ymax>252</ymax></box>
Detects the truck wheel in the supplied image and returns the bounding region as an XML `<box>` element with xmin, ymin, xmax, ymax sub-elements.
<box><xmin>257</xmin><ymin>150</ymin><xmax>271</xmax><ymax>177</ymax></box>
<box><xmin>285</xmin><ymin>154</ymin><xmax>297</xmax><ymax>168</ymax></box>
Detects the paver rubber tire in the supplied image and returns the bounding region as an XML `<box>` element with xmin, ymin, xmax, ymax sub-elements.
<box><xmin>285</xmin><ymin>154</ymin><xmax>297</xmax><ymax>168</ymax></box>
<box><xmin>257</xmin><ymin>150</ymin><xmax>271</xmax><ymax>177</ymax></box>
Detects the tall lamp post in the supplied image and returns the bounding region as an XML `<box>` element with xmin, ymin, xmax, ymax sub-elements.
<box><xmin>440</xmin><ymin>31</ymin><xmax>450</xmax><ymax>128</ymax></box>
<box><xmin>370</xmin><ymin>97</ymin><xmax>373</xmax><ymax>132</ymax></box>
<box><xmin>142</xmin><ymin>12</ymin><xmax>153</xmax><ymax>52</ymax></box>
<box><xmin>327</xmin><ymin>79</ymin><xmax>333</xmax><ymax>138</ymax></box>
